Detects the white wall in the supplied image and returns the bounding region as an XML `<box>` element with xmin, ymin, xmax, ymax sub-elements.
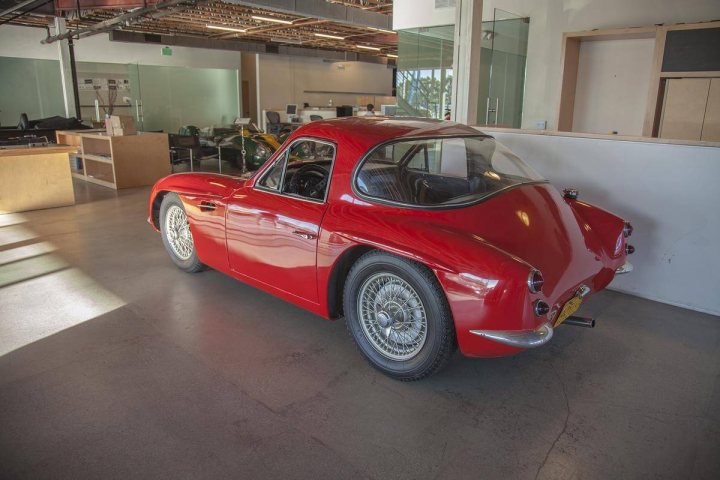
<box><xmin>0</xmin><ymin>25</ymin><xmax>243</xmax><ymax>69</ymax></box>
<box><xmin>393</xmin><ymin>0</ymin><xmax>457</xmax><ymax>30</ymax></box>
<box><xmin>483</xmin><ymin>129</ymin><xmax>720</xmax><ymax>316</ymax></box>
<box><xmin>394</xmin><ymin>0</ymin><xmax>720</xmax><ymax>129</ymax></box>
<box><xmin>572</xmin><ymin>38</ymin><xmax>655</xmax><ymax>136</ymax></box>
<box><xmin>257</xmin><ymin>55</ymin><xmax>394</xmax><ymax>112</ymax></box>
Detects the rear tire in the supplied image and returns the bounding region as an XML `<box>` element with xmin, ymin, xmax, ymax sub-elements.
<box><xmin>343</xmin><ymin>251</ymin><xmax>456</xmax><ymax>381</ymax></box>
<box><xmin>159</xmin><ymin>193</ymin><xmax>204</xmax><ymax>273</ymax></box>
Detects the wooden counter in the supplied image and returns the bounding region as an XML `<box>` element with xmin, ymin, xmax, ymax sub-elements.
<box><xmin>0</xmin><ymin>145</ymin><xmax>77</xmax><ymax>214</ymax></box>
<box><xmin>57</xmin><ymin>130</ymin><xmax>170</xmax><ymax>189</ymax></box>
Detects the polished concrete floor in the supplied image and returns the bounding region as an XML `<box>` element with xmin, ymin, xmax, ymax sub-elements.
<box><xmin>1</xmin><ymin>180</ymin><xmax>719</xmax><ymax>480</ymax></box>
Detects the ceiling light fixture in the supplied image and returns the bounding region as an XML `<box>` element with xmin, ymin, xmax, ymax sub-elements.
<box><xmin>251</xmin><ymin>15</ymin><xmax>293</xmax><ymax>25</ymax></box>
<box><xmin>368</xmin><ymin>27</ymin><xmax>396</xmax><ymax>34</ymax></box>
<box><xmin>314</xmin><ymin>33</ymin><xmax>345</xmax><ymax>40</ymax></box>
<box><xmin>207</xmin><ymin>25</ymin><xmax>247</xmax><ymax>33</ymax></box>
<box><xmin>356</xmin><ymin>45</ymin><xmax>381</xmax><ymax>51</ymax></box>
<box><xmin>387</xmin><ymin>54</ymin><xmax>398</xmax><ymax>58</ymax></box>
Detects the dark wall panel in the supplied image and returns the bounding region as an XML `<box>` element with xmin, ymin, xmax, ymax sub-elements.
<box><xmin>662</xmin><ymin>28</ymin><xmax>720</xmax><ymax>72</ymax></box>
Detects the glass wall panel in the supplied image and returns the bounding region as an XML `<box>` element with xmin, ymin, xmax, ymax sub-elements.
<box><xmin>0</xmin><ymin>57</ymin><xmax>65</xmax><ymax>127</ymax></box>
<box><xmin>130</xmin><ymin>64</ymin><xmax>239</xmax><ymax>134</ymax></box>
<box><xmin>477</xmin><ymin>9</ymin><xmax>529</xmax><ymax>128</ymax></box>
<box><xmin>396</xmin><ymin>25</ymin><xmax>455</xmax><ymax>119</ymax></box>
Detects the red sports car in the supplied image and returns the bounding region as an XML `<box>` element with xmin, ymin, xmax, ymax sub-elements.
<box><xmin>148</xmin><ymin>118</ymin><xmax>634</xmax><ymax>380</ymax></box>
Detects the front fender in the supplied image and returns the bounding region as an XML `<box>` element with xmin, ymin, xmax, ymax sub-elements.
<box><xmin>148</xmin><ymin>173</ymin><xmax>244</xmax><ymax>271</ymax></box>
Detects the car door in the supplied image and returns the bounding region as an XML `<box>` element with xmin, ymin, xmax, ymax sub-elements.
<box><xmin>225</xmin><ymin>138</ymin><xmax>336</xmax><ymax>304</ymax></box>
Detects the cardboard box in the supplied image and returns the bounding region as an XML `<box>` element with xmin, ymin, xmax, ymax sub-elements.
<box><xmin>105</xmin><ymin>115</ymin><xmax>136</xmax><ymax>136</ymax></box>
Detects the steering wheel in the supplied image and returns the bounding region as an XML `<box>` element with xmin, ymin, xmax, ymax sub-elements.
<box><xmin>285</xmin><ymin>164</ymin><xmax>329</xmax><ymax>199</ymax></box>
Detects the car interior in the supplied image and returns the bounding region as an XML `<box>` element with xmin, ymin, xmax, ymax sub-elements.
<box><xmin>257</xmin><ymin>140</ymin><xmax>335</xmax><ymax>201</ymax></box>
<box><xmin>356</xmin><ymin>137</ymin><xmax>527</xmax><ymax>206</ymax></box>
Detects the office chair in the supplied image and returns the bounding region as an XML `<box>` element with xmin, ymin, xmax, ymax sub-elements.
<box><xmin>168</xmin><ymin>133</ymin><xmax>201</xmax><ymax>172</ymax></box>
<box><xmin>266</xmin><ymin>111</ymin><xmax>282</xmax><ymax>135</ymax></box>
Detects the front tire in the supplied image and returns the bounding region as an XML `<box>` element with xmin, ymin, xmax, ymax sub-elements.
<box><xmin>159</xmin><ymin>193</ymin><xmax>204</xmax><ymax>273</ymax></box>
<box><xmin>344</xmin><ymin>251</ymin><xmax>456</xmax><ymax>381</ymax></box>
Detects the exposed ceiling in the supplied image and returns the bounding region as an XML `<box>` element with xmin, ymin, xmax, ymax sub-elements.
<box><xmin>0</xmin><ymin>0</ymin><xmax>397</xmax><ymax>59</ymax></box>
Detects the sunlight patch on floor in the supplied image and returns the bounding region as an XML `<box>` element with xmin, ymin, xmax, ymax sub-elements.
<box><xmin>0</xmin><ymin>213</ymin><xmax>125</xmax><ymax>357</ymax></box>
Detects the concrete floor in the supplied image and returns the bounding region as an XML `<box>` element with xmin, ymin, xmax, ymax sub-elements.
<box><xmin>1</xmin><ymin>179</ymin><xmax>719</xmax><ymax>480</ymax></box>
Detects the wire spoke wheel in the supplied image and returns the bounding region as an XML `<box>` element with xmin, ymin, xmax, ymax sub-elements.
<box><xmin>357</xmin><ymin>272</ymin><xmax>428</xmax><ymax>361</ymax></box>
<box><xmin>164</xmin><ymin>205</ymin><xmax>194</xmax><ymax>260</ymax></box>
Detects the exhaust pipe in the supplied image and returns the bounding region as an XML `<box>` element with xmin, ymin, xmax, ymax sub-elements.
<box><xmin>564</xmin><ymin>315</ymin><xmax>595</xmax><ymax>328</ymax></box>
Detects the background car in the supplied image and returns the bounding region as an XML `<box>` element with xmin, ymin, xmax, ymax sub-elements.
<box><xmin>148</xmin><ymin>117</ymin><xmax>634</xmax><ymax>380</ymax></box>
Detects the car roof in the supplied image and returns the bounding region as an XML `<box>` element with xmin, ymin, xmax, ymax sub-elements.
<box><xmin>289</xmin><ymin>117</ymin><xmax>488</xmax><ymax>156</ymax></box>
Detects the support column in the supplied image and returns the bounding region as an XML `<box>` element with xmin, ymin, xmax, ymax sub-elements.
<box><xmin>54</xmin><ymin>17</ymin><xmax>80</xmax><ymax>119</ymax></box>
<box><xmin>451</xmin><ymin>0</ymin><xmax>483</xmax><ymax>125</ymax></box>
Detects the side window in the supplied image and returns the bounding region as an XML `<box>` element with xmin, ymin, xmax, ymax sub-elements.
<box><xmin>257</xmin><ymin>139</ymin><xmax>335</xmax><ymax>201</ymax></box>
<box><xmin>257</xmin><ymin>153</ymin><xmax>286</xmax><ymax>190</ymax></box>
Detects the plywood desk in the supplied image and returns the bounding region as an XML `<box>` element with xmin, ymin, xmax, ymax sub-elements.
<box><xmin>0</xmin><ymin>145</ymin><xmax>77</xmax><ymax>214</ymax></box>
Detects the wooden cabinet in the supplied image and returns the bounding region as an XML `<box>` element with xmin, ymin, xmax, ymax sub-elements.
<box><xmin>56</xmin><ymin>131</ymin><xmax>170</xmax><ymax>189</ymax></box>
<box><xmin>701</xmin><ymin>78</ymin><xmax>720</xmax><ymax>141</ymax></box>
<box><xmin>659</xmin><ymin>77</ymin><xmax>720</xmax><ymax>141</ymax></box>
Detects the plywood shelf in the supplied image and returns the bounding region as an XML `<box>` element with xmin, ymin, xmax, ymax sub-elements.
<box><xmin>83</xmin><ymin>153</ymin><xmax>113</xmax><ymax>163</ymax></box>
<box><xmin>57</xmin><ymin>130</ymin><xmax>170</xmax><ymax>190</ymax></box>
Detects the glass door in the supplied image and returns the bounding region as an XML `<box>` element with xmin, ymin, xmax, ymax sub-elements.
<box><xmin>127</xmin><ymin>63</ymin><xmax>240</xmax><ymax>134</ymax></box>
<box><xmin>477</xmin><ymin>9</ymin><xmax>529</xmax><ymax>128</ymax></box>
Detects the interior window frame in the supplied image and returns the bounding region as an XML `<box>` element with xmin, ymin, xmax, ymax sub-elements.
<box><xmin>254</xmin><ymin>136</ymin><xmax>337</xmax><ymax>204</ymax></box>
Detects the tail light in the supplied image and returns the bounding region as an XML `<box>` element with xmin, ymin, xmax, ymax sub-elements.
<box><xmin>534</xmin><ymin>300</ymin><xmax>550</xmax><ymax>317</ymax></box>
<box><xmin>623</xmin><ymin>221</ymin><xmax>633</xmax><ymax>237</ymax></box>
<box><xmin>626</xmin><ymin>244</ymin><xmax>635</xmax><ymax>255</ymax></box>
<box><xmin>527</xmin><ymin>269</ymin><xmax>544</xmax><ymax>293</ymax></box>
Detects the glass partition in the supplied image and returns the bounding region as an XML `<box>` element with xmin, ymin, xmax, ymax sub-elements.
<box><xmin>396</xmin><ymin>25</ymin><xmax>455</xmax><ymax>119</ymax></box>
<box><xmin>129</xmin><ymin>64</ymin><xmax>240</xmax><ymax>134</ymax></box>
<box><xmin>477</xmin><ymin>9</ymin><xmax>529</xmax><ymax>128</ymax></box>
<box><xmin>0</xmin><ymin>57</ymin><xmax>65</xmax><ymax>127</ymax></box>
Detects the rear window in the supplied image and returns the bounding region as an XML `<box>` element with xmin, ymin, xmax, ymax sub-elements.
<box><xmin>355</xmin><ymin>136</ymin><xmax>544</xmax><ymax>207</ymax></box>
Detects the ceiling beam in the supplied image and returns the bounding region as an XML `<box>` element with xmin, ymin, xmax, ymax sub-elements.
<box><xmin>109</xmin><ymin>28</ymin><xmax>394</xmax><ymax>65</ymax></box>
<box><xmin>222</xmin><ymin>0</ymin><xmax>392</xmax><ymax>30</ymax></box>
<box><xmin>41</xmin><ymin>0</ymin><xmax>201</xmax><ymax>43</ymax></box>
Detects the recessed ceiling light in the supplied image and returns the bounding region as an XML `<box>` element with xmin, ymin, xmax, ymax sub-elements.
<box><xmin>368</xmin><ymin>27</ymin><xmax>396</xmax><ymax>34</ymax></box>
<box><xmin>356</xmin><ymin>45</ymin><xmax>381</xmax><ymax>51</ymax></box>
<box><xmin>386</xmin><ymin>54</ymin><xmax>398</xmax><ymax>58</ymax></box>
<box><xmin>251</xmin><ymin>15</ymin><xmax>293</xmax><ymax>25</ymax></box>
<box><xmin>207</xmin><ymin>25</ymin><xmax>247</xmax><ymax>33</ymax></box>
<box><xmin>314</xmin><ymin>33</ymin><xmax>345</xmax><ymax>40</ymax></box>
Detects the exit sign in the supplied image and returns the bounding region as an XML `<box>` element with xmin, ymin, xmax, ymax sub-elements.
<box><xmin>162</xmin><ymin>46</ymin><xmax>172</xmax><ymax>56</ymax></box>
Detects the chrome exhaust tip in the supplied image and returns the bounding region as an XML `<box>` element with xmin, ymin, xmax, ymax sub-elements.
<box><xmin>564</xmin><ymin>315</ymin><xmax>595</xmax><ymax>328</ymax></box>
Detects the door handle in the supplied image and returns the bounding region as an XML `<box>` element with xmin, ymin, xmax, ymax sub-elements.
<box><xmin>199</xmin><ymin>201</ymin><xmax>217</xmax><ymax>211</ymax></box>
<box><xmin>292</xmin><ymin>230</ymin><xmax>316</xmax><ymax>240</ymax></box>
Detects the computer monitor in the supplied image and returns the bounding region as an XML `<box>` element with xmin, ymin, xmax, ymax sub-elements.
<box><xmin>381</xmin><ymin>105</ymin><xmax>397</xmax><ymax>116</ymax></box>
<box><xmin>286</xmin><ymin>104</ymin><xmax>298</xmax><ymax>116</ymax></box>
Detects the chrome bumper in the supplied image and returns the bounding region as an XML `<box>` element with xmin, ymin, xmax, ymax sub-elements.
<box><xmin>469</xmin><ymin>322</ymin><xmax>554</xmax><ymax>349</ymax></box>
<box><xmin>616</xmin><ymin>261</ymin><xmax>633</xmax><ymax>274</ymax></box>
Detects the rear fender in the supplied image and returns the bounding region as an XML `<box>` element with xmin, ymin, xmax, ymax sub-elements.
<box><xmin>319</xmin><ymin>221</ymin><xmax>533</xmax><ymax>355</ymax></box>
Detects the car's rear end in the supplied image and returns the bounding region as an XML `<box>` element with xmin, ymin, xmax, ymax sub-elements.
<box><xmin>352</xmin><ymin>133</ymin><xmax>634</xmax><ymax>357</ymax></box>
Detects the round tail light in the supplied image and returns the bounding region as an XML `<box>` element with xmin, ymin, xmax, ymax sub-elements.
<box><xmin>626</xmin><ymin>244</ymin><xmax>635</xmax><ymax>255</ymax></box>
<box><xmin>623</xmin><ymin>221</ymin><xmax>633</xmax><ymax>237</ymax></box>
<box><xmin>528</xmin><ymin>269</ymin><xmax>544</xmax><ymax>293</ymax></box>
<box><xmin>534</xmin><ymin>300</ymin><xmax>550</xmax><ymax>317</ymax></box>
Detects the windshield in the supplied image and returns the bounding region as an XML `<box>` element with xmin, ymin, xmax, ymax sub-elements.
<box><xmin>355</xmin><ymin>136</ymin><xmax>544</xmax><ymax>207</ymax></box>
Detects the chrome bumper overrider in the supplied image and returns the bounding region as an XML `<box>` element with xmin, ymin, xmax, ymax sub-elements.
<box><xmin>469</xmin><ymin>322</ymin><xmax>554</xmax><ymax>349</ymax></box>
<box><xmin>616</xmin><ymin>261</ymin><xmax>633</xmax><ymax>274</ymax></box>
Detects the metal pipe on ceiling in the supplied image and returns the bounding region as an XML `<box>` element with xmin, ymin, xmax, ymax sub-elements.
<box><xmin>41</xmin><ymin>0</ymin><xmax>201</xmax><ymax>43</ymax></box>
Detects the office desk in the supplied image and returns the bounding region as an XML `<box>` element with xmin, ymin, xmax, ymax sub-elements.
<box><xmin>0</xmin><ymin>145</ymin><xmax>77</xmax><ymax>213</ymax></box>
